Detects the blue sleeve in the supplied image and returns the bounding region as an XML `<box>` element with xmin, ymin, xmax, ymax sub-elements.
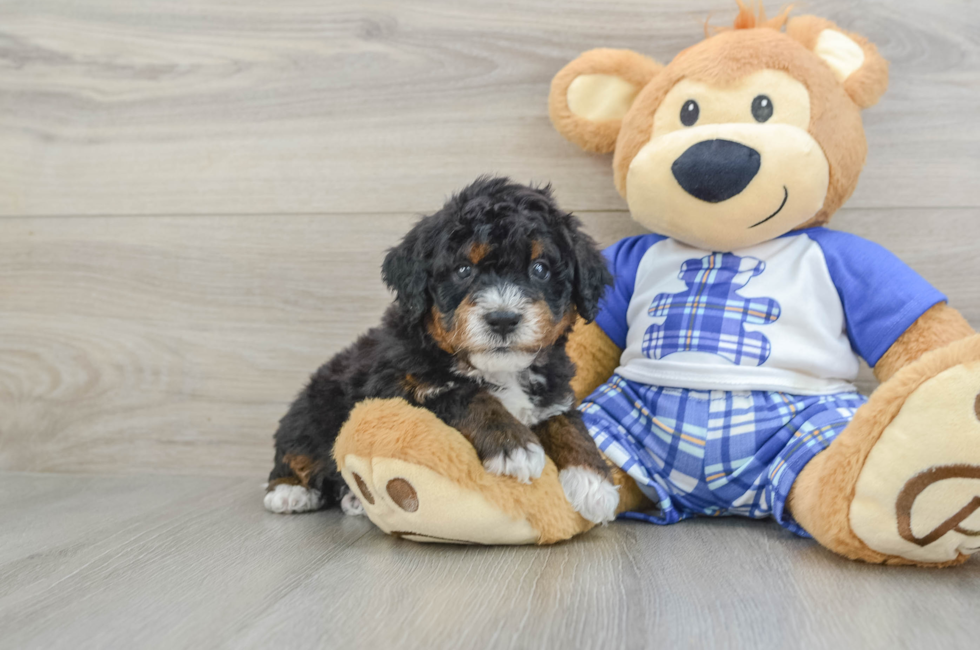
<box><xmin>805</xmin><ymin>228</ymin><xmax>946</xmax><ymax>367</ymax></box>
<box><xmin>594</xmin><ymin>233</ymin><xmax>667</xmax><ymax>350</ymax></box>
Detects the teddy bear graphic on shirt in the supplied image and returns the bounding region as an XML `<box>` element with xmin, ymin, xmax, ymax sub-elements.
<box><xmin>643</xmin><ymin>252</ymin><xmax>781</xmax><ymax>366</ymax></box>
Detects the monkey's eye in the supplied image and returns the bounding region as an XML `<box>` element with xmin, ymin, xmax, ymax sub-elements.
<box><xmin>680</xmin><ymin>99</ymin><xmax>699</xmax><ymax>126</ymax></box>
<box><xmin>530</xmin><ymin>260</ymin><xmax>551</xmax><ymax>281</ymax></box>
<box><xmin>751</xmin><ymin>95</ymin><xmax>773</xmax><ymax>122</ymax></box>
<box><xmin>455</xmin><ymin>264</ymin><xmax>472</xmax><ymax>279</ymax></box>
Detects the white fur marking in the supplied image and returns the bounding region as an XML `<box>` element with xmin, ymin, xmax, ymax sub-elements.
<box><xmin>340</xmin><ymin>490</ymin><xmax>366</xmax><ymax>516</ymax></box>
<box><xmin>263</xmin><ymin>484</ymin><xmax>322</xmax><ymax>514</ymax></box>
<box><xmin>465</xmin><ymin>283</ymin><xmax>542</xmax><ymax>351</ymax></box>
<box><xmin>469</xmin><ymin>351</ymin><xmax>536</xmax><ymax>374</ymax></box>
<box><xmin>483</xmin><ymin>442</ymin><xmax>546</xmax><ymax>484</ymax></box>
<box><xmin>462</xmin><ymin>361</ymin><xmax>573</xmax><ymax>427</ymax></box>
<box><xmin>414</xmin><ymin>381</ymin><xmax>455</xmax><ymax>402</ymax></box>
<box><xmin>559</xmin><ymin>467</ymin><xmax>620</xmax><ymax>524</ymax></box>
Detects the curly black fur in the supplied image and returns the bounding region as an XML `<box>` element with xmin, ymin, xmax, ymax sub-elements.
<box><xmin>267</xmin><ymin>176</ymin><xmax>613</xmax><ymax>509</ymax></box>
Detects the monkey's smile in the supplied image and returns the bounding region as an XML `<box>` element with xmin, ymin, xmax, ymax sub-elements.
<box><xmin>749</xmin><ymin>186</ymin><xmax>789</xmax><ymax>229</ymax></box>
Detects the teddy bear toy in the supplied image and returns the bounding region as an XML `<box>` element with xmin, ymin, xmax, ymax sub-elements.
<box><xmin>332</xmin><ymin>3</ymin><xmax>980</xmax><ymax>566</ymax></box>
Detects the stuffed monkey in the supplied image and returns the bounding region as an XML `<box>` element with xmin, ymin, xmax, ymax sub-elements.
<box><xmin>333</xmin><ymin>4</ymin><xmax>980</xmax><ymax>566</ymax></box>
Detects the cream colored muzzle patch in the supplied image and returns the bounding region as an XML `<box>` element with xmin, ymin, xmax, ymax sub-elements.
<box><xmin>342</xmin><ymin>455</ymin><xmax>539</xmax><ymax>545</ymax></box>
<box><xmin>850</xmin><ymin>363</ymin><xmax>980</xmax><ymax>563</ymax></box>
<box><xmin>625</xmin><ymin>122</ymin><xmax>829</xmax><ymax>251</ymax></box>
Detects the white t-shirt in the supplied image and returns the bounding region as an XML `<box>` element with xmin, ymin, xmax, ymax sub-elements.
<box><xmin>594</xmin><ymin>228</ymin><xmax>945</xmax><ymax>395</ymax></box>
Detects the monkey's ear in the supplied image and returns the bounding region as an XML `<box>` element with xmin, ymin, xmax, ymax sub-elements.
<box><xmin>787</xmin><ymin>15</ymin><xmax>889</xmax><ymax>109</ymax></box>
<box><xmin>382</xmin><ymin>228</ymin><xmax>430</xmax><ymax>322</ymax></box>
<box><xmin>549</xmin><ymin>48</ymin><xmax>663</xmax><ymax>154</ymax></box>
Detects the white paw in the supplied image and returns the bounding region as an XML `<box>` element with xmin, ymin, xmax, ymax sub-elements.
<box><xmin>483</xmin><ymin>443</ymin><xmax>546</xmax><ymax>484</ymax></box>
<box><xmin>340</xmin><ymin>489</ymin><xmax>366</xmax><ymax>516</ymax></box>
<box><xmin>263</xmin><ymin>483</ymin><xmax>322</xmax><ymax>514</ymax></box>
<box><xmin>559</xmin><ymin>467</ymin><xmax>620</xmax><ymax>524</ymax></box>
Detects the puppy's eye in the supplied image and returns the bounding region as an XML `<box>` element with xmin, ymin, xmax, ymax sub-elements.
<box><xmin>680</xmin><ymin>99</ymin><xmax>699</xmax><ymax>126</ymax></box>
<box><xmin>530</xmin><ymin>260</ymin><xmax>551</xmax><ymax>281</ymax></box>
<box><xmin>751</xmin><ymin>95</ymin><xmax>773</xmax><ymax>122</ymax></box>
<box><xmin>455</xmin><ymin>264</ymin><xmax>472</xmax><ymax>279</ymax></box>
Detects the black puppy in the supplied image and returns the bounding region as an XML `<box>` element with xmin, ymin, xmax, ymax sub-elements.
<box><xmin>264</xmin><ymin>177</ymin><xmax>619</xmax><ymax>523</ymax></box>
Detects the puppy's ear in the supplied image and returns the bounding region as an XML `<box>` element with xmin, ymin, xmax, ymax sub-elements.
<box><xmin>563</xmin><ymin>215</ymin><xmax>612</xmax><ymax>323</ymax></box>
<box><xmin>382</xmin><ymin>228</ymin><xmax>430</xmax><ymax>321</ymax></box>
<box><xmin>549</xmin><ymin>49</ymin><xmax>663</xmax><ymax>154</ymax></box>
<box><xmin>787</xmin><ymin>15</ymin><xmax>889</xmax><ymax>109</ymax></box>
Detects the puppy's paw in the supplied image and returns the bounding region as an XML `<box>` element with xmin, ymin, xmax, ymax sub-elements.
<box><xmin>340</xmin><ymin>489</ymin><xmax>366</xmax><ymax>516</ymax></box>
<box><xmin>483</xmin><ymin>443</ymin><xmax>546</xmax><ymax>484</ymax></box>
<box><xmin>263</xmin><ymin>483</ymin><xmax>322</xmax><ymax>514</ymax></box>
<box><xmin>559</xmin><ymin>467</ymin><xmax>620</xmax><ymax>524</ymax></box>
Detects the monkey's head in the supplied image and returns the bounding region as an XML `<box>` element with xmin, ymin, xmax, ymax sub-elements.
<box><xmin>549</xmin><ymin>3</ymin><xmax>889</xmax><ymax>250</ymax></box>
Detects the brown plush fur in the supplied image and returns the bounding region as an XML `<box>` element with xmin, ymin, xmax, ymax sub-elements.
<box><xmin>566</xmin><ymin>318</ymin><xmax>624</xmax><ymax>402</ymax></box>
<box><xmin>334</xmin><ymin>398</ymin><xmax>595</xmax><ymax>544</ymax></box>
<box><xmin>788</xmin><ymin>334</ymin><xmax>980</xmax><ymax>567</ymax></box>
<box><xmin>551</xmin><ymin>9</ymin><xmax>889</xmax><ymax>229</ymax></box>
<box><xmin>786</xmin><ymin>15</ymin><xmax>890</xmax><ymax>109</ymax></box>
<box><xmin>708</xmin><ymin>0</ymin><xmax>792</xmax><ymax>35</ymax></box>
<box><xmin>611</xmin><ymin>26</ymin><xmax>870</xmax><ymax>228</ymax></box>
<box><xmin>874</xmin><ymin>303</ymin><xmax>975</xmax><ymax>383</ymax></box>
<box><xmin>549</xmin><ymin>48</ymin><xmax>663</xmax><ymax>154</ymax></box>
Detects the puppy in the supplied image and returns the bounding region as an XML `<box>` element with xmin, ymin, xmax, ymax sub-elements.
<box><xmin>264</xmin><ymin>176</ymin><xmax>619</xmax><ymax>523</ymax></box>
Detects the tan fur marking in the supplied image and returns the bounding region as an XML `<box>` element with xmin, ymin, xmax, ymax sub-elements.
<box><xmin>531</xmin><ymin>240</ymin><xmax>544</xmax><ymax>260</ymax></box>
<box><xmin>544</xmin><ymin>309</ymin><xmax>578</xmax><ymax>347</ymax></box>
<box><xmin>402</xmin><ymin>373</ymin><xmax>448</xmax><ymax>403</ymax></box>
<box><xmin>402</xmin><ymin>374</ymin><xmax>421</xmax><ymax>395</ymax></box>
<box><xmin>267</xmin><ymin>476</ymin><xmax>301</xmax><ymax>490</ymax></box>
<box><xmin>469</xmin><ymin>242</ymin><xmax>490</xmax><ymax>264</ymax></box>
<box><xmin>455</xmin><ymin>392</ymin><xmax>532</xmax><ymax>453</ymax></box>
<box><xmin>427</xmin><ymin>306</ymin><xmax>457</xmax><ymax>354</ymax></box>
<box><xmin>283</xmin><ymin>454</ymin><xmax>319</xmax><ymax>487</ymax></box>
<box><xmin>534</xmin><ymin>414</ymin><xmax>610</xmax><ymax>478</ymax></box>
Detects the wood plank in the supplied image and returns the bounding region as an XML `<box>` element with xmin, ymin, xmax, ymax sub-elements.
<box><xmin>1</xmin><ymin>472</ymin><xmax>978</xmax><ymax>650</ymax></box>
<box><xmin>0</xmin><ymin>0</ymin><xmax>977</xmax><ymax>217</ymax></box>
<box><xmin>0</xmin><ymin>208</ymin><xmax>976</xmax><ymax>476</ymax></box>
<box><xmin>0</xmin><ymin>472</ymin><xmax>373</xmax><ymax>650</ymax></box>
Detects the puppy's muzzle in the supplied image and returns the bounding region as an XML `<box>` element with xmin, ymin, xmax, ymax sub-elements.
<box><xmin>484</xmin><ymin>310</ymin><xmax>522</xmax><ymax>337</ymax></box>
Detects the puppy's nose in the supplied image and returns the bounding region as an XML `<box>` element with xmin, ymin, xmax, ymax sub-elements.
<box><xmin>484</xmin><ymin>311</ymin><xmax>522</xmax><ymax>336</ymax></box>
<box><xmin>671</xmin><ymin>139</ymin><xmax>761</xmax><ymax>203</ymax></box>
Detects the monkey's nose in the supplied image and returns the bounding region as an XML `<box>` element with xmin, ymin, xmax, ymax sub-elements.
<box><xmin>484</xmin><ymin>311</ymin><xmax>522</xmax><ymax>336</ymax></box>
<box><xmin>671</xmin><ymin>139</ymin><xmax>761</xmax><ymax>203</ymax></box>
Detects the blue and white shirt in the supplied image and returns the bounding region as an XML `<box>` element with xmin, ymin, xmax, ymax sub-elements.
<box><xmin>596</xmin><ymin>228</ymin><xmax>945</xmax><ymax>395</ymax></box>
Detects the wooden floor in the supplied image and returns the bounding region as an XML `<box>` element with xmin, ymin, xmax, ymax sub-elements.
<box><xmin>2</xmin><ymin>472</ymin><xmax>979</xmax><ymax>650</ymax></box>
<box><xmin>1</xmin><ymin>0</ymin><xmax>979</xmax><ymax>647</ymax></box>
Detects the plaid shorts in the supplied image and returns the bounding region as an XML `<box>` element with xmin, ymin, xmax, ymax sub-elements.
<box><xmin>579</xmin><ymin>375</ymin><xmax>867</xmax><ymax>536</ymax></box>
